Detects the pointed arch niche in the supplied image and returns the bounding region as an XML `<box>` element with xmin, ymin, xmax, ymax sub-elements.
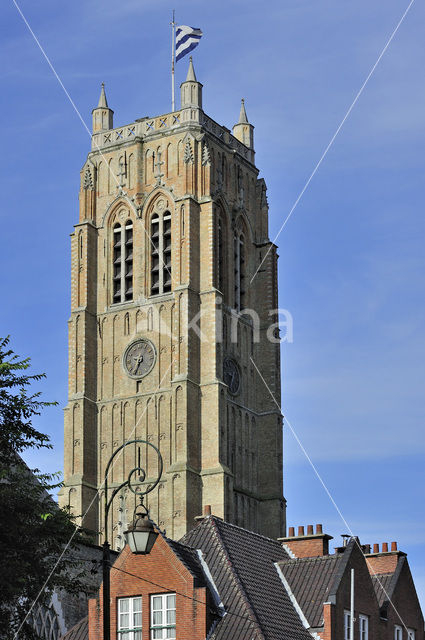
<box><xmin>215</xmin><ymin>204</ymin><xmax>229</xmax><ymax>303</ymax></box>
<box><xmin>234</xmin><ymin>215</ymin><xmax>250</xmax><ymax>312</ymax></box>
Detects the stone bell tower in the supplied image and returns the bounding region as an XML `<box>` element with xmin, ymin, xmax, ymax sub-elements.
<box><xmin>59</xmin><ymin>58</ymin><xmax>285</xmax><ymax>546</ymax></box>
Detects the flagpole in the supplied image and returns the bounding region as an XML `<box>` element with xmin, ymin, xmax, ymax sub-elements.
<box><xmin>171</xmin><ymin>9</ymin><xmax>175</xmax><ymax>112</ymax></box>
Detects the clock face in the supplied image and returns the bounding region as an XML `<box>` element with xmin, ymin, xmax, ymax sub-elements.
<box><xmin>223</xmin><ymin>357</ymin><xmax>241</xmax><ymax>395</ymax></box>
<box><xmin>123</xmin><ymin>339</ymin><xmax>156</xmax><ymax>379</ymax></box>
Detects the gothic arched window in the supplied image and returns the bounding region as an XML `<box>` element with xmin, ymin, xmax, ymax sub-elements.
<box><xmin>234</xmin><ymin>230</ymin><xmax>246</xmax><ymax>311</ymax></box>
<box><xmin>150</xmin><ymin>210</ymin><xmax>172</xmax><ymax>296</ymax></box>
<box><xmin>112</xmin><ymin>219</ymin><xmax>133</xmax><ymax>304</ymax></box>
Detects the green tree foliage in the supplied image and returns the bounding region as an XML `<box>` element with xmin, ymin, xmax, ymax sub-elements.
<box><xmin>0</xmin><ymin>337</ymin><xmax>91</xmax><ymax>639</ymax></box>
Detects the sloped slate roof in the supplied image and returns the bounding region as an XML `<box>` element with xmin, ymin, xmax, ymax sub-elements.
<box><xmin>180</xmin><ymin>516</ymin><xmax>312</xmax><ymax>640</ymax></box>
<box><xmin>372</xmin><ymin>572</ymin><xmax>394</xmax><ymax>607</ymax></box>
<box><xmin>166</xmin><ymin>537</ymin><xmax>206</xmax><ymax>586</ymax></box>
<box><xmin>60</xmin><ymin>616</ymin><xmax>88</xmax><ymax>640</ymax></box>
<box><xmin>277</xmin><ymin>554</ymin><xmax>344</xmax><ymax>628</ymax></box>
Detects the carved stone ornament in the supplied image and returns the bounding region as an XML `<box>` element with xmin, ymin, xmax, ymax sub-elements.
<box><xmin>184</xmin><ymin>141</ymin><xmax>194</xmax><ymax>164</ymax></box>
<box><xmin>202</xmin><ymin>142</ymin><xmax>211</xmax><ymax>166</ymax></box>
<box><xmin>83</xmin><ymin>166</ymin><xmax>93</xmax><ymax>190</ymax></box>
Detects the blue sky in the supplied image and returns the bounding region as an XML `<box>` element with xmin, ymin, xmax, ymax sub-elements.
<box><xmin>1</xmin><ymin>0</ymin><xmax>425</xmax><ymax>609</ymax></box>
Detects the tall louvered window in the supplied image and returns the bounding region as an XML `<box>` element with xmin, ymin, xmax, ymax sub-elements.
<box><xmin>150</xmin><ymin>211</ymin><xmax>172</xmax><ymax>296</ymax></box>
<box><xmin>124</xmin><ymin>221</ymin><xmax>133</xmax><ymax>301</ymax></box>
<box><xmin>113</xmin><ymin>223</ymin><xmax>122</xmax><ymax>303</ymax></box>
<box><xmin>234</xmin><ymin>231</ymin><xmax>245</xmax><ymax>311</ymax></box>
<box><xmin>112</xmin><ymin>219</ymin><xmax>133</xmax><ymax>304</ymax></box>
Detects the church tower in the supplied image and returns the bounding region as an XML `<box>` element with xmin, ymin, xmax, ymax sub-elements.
<box><xmin>59</xmin><ymin>59</ymin><xmax>285</xmax><ymax>546</ymax></box>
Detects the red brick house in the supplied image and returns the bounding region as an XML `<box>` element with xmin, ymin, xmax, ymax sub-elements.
<box><xmin>62</xmin><ymin>515</ymin><xmax>424</xmax><ymax>640</ymax></box>
<box><xmin>280</xmin><ymin>527</ymin><xmax>423</xmax><ymax>640</ymax></box>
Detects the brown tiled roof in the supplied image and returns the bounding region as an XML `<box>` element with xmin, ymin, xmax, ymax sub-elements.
<box><xmin>180</xmin><ymin>516</ymin><xmax>312</xmax><ymax>640</ymax></box>
<box><xmin>277</xmin><ymin>554</ymin><xmax>344</xmax><ymax>628</ymax></box>
<box><xmin>60</xmin><ymin>616</ymin><xmax>87</xmax><ymax>640</ymax></box>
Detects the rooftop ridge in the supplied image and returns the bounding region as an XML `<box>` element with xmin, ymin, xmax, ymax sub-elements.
<box><xmin>278</xmin><ymin>554</ymin><xmax>341</xmax><ymax>565</ymax></box>
<box><xmin>207</xmin><ymin>514</ymin><xmax>288</xmax><ymax>548</ymax></box>
<box><xmin>208</xmin><ymin>516</ymin><xmax>266</xmax><ymax>640</ymax></box>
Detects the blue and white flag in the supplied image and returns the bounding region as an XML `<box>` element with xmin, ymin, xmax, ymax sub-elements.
<box><xmin>175</xmin><ymin>25</ymin><xmax>203</xmax><ymax>62</ymax></box>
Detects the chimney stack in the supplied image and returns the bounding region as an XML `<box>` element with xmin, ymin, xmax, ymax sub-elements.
<box><xmin>194</xmin><ymin>504</ymin><xmax>222</xmax><ymax>525</ymax></box>
<box><xmin>279</xmin><ymin>524</ymin><xmax>333</xmax><ymax>558</ymax></box>
<box><xmin>366</xmin><ymin>540</ymin><xmax>405</xmax><ymax>575</ymax></box>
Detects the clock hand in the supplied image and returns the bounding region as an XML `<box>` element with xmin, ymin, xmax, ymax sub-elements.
<box><xmin>135</xmin><ymin>356</ymin><xmax>144</xmax><ymax>374</ymax></box>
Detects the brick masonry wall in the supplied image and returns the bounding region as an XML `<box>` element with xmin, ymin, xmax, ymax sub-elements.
<box><xmin>282</xmin><ymin>536</ymin><xmax>329</xmax><ymax>558</ymax></box>
<box><xmin>60</xmin><ymin>91</ymin><xmax>285</xmax><ymax>543</ymax></box>
<box><xmin>88</xmin><ymin>535</ymin><xmax>214</xmax><ymax>640</ymax></box>
<box><xmin>320</xmin><ymin>546</ymin><xmax>424</xmax><ymax>640</ymax></box>
<box><xmin>381</xmin><ymin>559</ymin><xmax>424</xmax><ymax>640</ymax></box>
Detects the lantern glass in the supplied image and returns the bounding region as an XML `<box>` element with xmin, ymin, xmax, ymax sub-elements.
<box><xmin>124</xmin><ymin>515</ymin><xmax>158</xmax><ymax>554</ymax></box>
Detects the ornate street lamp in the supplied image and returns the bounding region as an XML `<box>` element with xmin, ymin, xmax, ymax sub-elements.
<box><xmin>124</xmin><ymin>502</ymin><xmax>158</xmax><ymax>554</ymax></box>
<box><xmin>102</xmin><ymin>439</ymin><xmax>163</xmax><ymax>640</ymax></box>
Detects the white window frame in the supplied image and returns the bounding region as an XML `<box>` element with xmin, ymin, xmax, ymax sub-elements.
<box><xmin>150</xmin><ymin>593</ymin><xmax>176</xmax><ymax>640</ymax></box>
<box><xmin>117</xmin><ymin>596</ymin><xmax>142</xmax><ymax>640</ymax></box>
<box><xmin>407</xmin><ymin>629</ymin><xmax>415</xmax><ymax>640</ymax></box>
<box><xmin>344</xmin><ymin>610</ymin><xmax>351</xmax><ymax>640</ymax></box>
<box><xmin>395</xmin><ymin>625</ymin><xmax>403</xmax><ymax>640</ymax></box>
<box><xmin>359</xmin><ymin>614</ymin><xmax>369</xmax><ymax>640</ymax></box>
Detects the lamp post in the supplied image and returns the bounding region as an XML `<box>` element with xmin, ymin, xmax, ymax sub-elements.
<box><xmin>102</xmin><ymin>439</ymin><xmax>163</xmax><ymax>640</ymax></box>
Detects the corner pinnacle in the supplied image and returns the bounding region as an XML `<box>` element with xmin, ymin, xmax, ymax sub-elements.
<box><xmin>186</xmin><ymin>56</ymin><xmax>197</xmax><ymax>82</ymax></box>
<box><xmin>238</xmin><ymin>98</ymin><xmax>248</xmax><ymax>124</ymax></box>
<box><xmin>97</xmin><ymin>82</ymin><xmax>109</xmax><ymax>108</ymax></box>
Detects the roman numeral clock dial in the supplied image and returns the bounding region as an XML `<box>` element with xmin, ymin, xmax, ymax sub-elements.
<box><xmin>223</xmin><ymin>357</ymin><xmax>241</xmax><ymax>395</ymax></box>
<box><xmin>123</xmin><ymin>339</ymin><xmax>156</xmax><ymax>379</ymax></box>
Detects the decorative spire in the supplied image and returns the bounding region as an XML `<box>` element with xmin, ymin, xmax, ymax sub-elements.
<box><xmin>97</xmin><ymin>82</ymin><xmax>109</xmax><ymax>108</ymax></box>
<box><xmin>180</xmin><ymin>56</ymin><xmax>203</xmax><ymax>109</ymax></box>
<box><xmin>186</xmin><ymin>56</ymin><xmax>197</xmax><ymax>82</ymax></box>
<box><xmin>232</xmin><ymin>98</ymin><xmax>254</xmax><ymax>152</ymax></box>
<box><xmin>92</xmin><ymin>82</ymin><xmax>114</xmax><ymax>133</ymax></box>
<box><xmin>238</xmin><ymin>98</ymin><xmax>248</xmax><ymax>124</ymax></box>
